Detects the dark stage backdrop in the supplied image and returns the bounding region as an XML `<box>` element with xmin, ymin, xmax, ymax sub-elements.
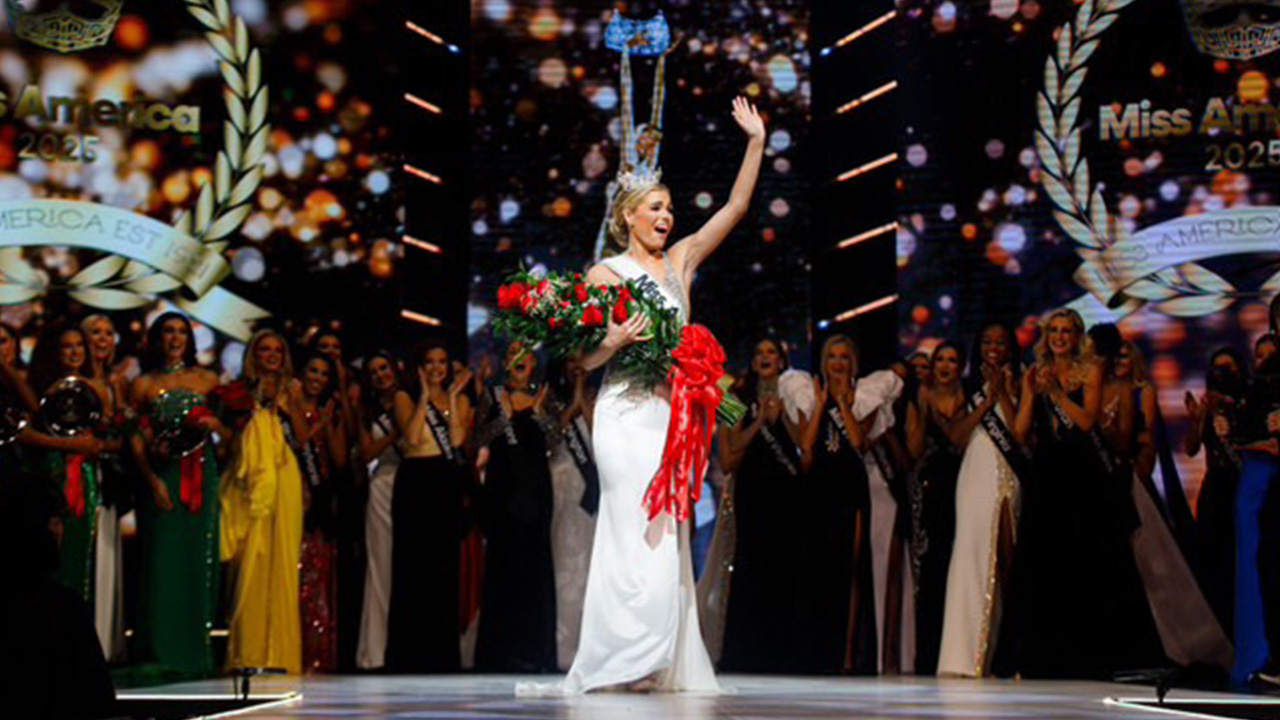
<box><xmin>468</xmin><ymin>0</ymin><xmax>813</xmax><ymax>370</ymax></box>
<box><xmin>897</xmin><ymin>0</ymin><xmax>1280</xmax><ymax>498</ymax></box>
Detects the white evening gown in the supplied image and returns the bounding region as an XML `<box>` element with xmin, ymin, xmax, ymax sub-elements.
<box><xmin>356</xmin><ymin>417</ymin><xmax>398</xmax><ymax>669</ymax></box>
<box><xmin>854</xmin><ymin>370</ymin><xmax>915</xmax><ymax>674</ymax></box>
<box><xmin>937</xmin><ymin>394</ymin><xmax>1019</xmax><ymax>677</ymax></box>
<box><xmin>550</xmin><ymin>253</ymin><xmax>718</xmax><ymax>694</ymax></box>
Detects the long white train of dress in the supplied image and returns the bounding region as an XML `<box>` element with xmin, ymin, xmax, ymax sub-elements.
<box><xmin>937</xmin><ymin>401</ymin><xmax>1018</xmax><ymax>677</ymax></box>
<box><xmin>529</xmin><ymin>253</ymin><xmax>717</xmax><ymax>695</ymax></box>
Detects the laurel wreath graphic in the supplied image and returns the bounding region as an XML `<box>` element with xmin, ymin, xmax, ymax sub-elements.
<box><xmin>0</xmin><ymin>0</ymin><xmax>268</xmax><ymax>311</ymax></box>
<box><xmin>1035</xmin><ymin>0</ymin><xmax>1241</xmax><ymax>317</ymax></box>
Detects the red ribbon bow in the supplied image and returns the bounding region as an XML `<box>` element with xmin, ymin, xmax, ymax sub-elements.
<box><xmin>65</xmin><ymin>454</ymin><xmax>86</xmax><ymax>518</ymax></box>
<box><xmin>642</xmin><ymin>324</ymin><xmax>726</xmax><ymax>523</ymax></box>
<box><xmin>178</xmin><ymin>406</ymin><xmax>211</xmax><ymax>513</ymax></box>
<box><xmin>180</xmin><ymin>452</ymin><xmax>204</xmax><ymax>513</ymax></box>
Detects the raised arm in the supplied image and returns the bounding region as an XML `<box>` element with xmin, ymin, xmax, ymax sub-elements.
<box><xmin>1014</xmin><ymin>368</ymin><xmax>1037</xmax><ymax>445</ymax></box>
<box><xmin>670</xmin><ymin>97</ymin><xmax>765</xmax><ymax>277</ymax></box>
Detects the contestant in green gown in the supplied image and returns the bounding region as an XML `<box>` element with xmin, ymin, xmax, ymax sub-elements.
<box><xmin>130</xmin><ymin>312</ymin><xmax>227</xmax><ymax>680</ymax></box>
<box><xmin>135</xmin><ymin>388</ymin><xmax>221</xmax><ymax>678</ymax></box>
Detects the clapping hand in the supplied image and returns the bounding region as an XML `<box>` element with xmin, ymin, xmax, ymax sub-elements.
<box><xmin>731</xmin><ymin>96</ymin><xmax>765</xmax><ymax>142</ymax></box>
<box><xmin>761</xmin><ymin>394</ymin><xmax>783</xmax><ymax>424</ymax></box>
<box><xmin>449</xmin><ymin>367</ymin><xmax>474</xmax><ymax>398</ymax></box>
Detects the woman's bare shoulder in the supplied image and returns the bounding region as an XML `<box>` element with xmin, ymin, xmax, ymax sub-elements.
<box><xmin>585</xmin><ymin>263</ymin><xmax>622</xmax><ymax>286</ymax></box>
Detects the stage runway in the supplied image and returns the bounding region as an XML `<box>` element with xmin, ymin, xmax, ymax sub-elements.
<box><xmin>125</xmin><ymin>674</ymin><xmax>1275</xmax><ymax>719</ymax></box>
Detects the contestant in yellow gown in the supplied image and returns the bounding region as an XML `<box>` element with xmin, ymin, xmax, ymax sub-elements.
<box><xmin>221</xmin><ymin>330</ymin><xmax>304</xmax><ymax>674</ymax></box>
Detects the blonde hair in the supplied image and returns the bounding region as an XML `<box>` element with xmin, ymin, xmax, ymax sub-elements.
<box><xmin>1033</xmin><ymin>308</ymin><xmax>1090</xmax><ymax>366</ymax></box>
<box><xmin>80</xmin><ymin>314</ymin><xmax>116</xmax><ymax>368</ymax></box>
<box><xmin>608</xmin><ymin>183</ymin><xmax>670</xmax><ymax>248</ymax></box>
<box><xmin>819</xmin><ymin>334</ymin><xmax>860</xmax><ymax>388</ymax></box>
<box><xmin>243</xmin><ymin>328</ymin><xmax>294</xmax><ymax>383</ymax></box>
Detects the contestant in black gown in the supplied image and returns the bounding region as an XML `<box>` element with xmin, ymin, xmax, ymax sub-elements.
<box><xmin>385</xmin><ymin>342</ymin><xmax>473</xmax><ymax>672</ymax></box>
<box><xmin>1011</xmin><ymin>309</ymin><xmax>1157</xmax><ymax>678</ymax></box>
<box><xmin>906</xmin><ymin>342</ymin><xmax>967</xmax><ymax>675</ymax></box>
<box><xmin>798</xmin><ymin>335</ymin><xmax>876</xmax><ymax>674</ymax></box>
<box><xmin>474</xmin><ymin>342</ymin><xmax>558</xmax><ymax>672</ymax></box>
<box><xmin>720</xmin><ymin>337</ymin><xmax>805</xmax><ymax>673</ymax></box>
<box><xmin>1187</xmin><ymin>347</ymin><xmax>1247</xmax><ymax>635</ymax></box>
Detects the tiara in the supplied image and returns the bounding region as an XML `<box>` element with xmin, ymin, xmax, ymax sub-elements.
<box><xmin>7</xmin><ymin>0</ymin><xmax>124</xmax><ymax>54</ymax></box>
<box><xmin>1180</xmin><ymin>0</ymin><xmax>1280</xmax><ymax>60</ymax></box>
<box><xmin>616</xmin><ymin>165</ymin><xmax>663</xmax><ymax>193</ymax></box>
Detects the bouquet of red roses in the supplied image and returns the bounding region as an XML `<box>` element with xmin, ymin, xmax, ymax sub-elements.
<box><xmin>494</xmin><ymin>268</ymin><xmax>746</xmax><ymax>522</ymax></box>
<box><xmin>493</xmin><ymin>268</ymin><xmax>745</xmax><ymax>426</ymax></box>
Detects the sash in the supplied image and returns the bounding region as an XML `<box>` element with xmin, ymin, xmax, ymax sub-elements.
<box><xmin>423</xmin><ymin>397</ymin><xmax>456</xmax><ymax>463</ymax></box>
<box><xmin>827</xmin><ymin>403</ymin><xmax>855</xmax><ymax>453</ymax></box>
<box><xmin>1046</xmin><ymin>393</ymin><xmax>1116</xmax><ymax>475</ymax></box>
<box><xmin>755</xmin><ymin>402</ymin><xmax>799</xmax><ymax>477</ymax></box>
<box><xmin>868</xmin><ymin>435</ymin><xmax>897</xmax><ymax>485</ymax></box>
<box><xmin>281</xmin><ymin>413</ymin><xmax>322</xmax><ymax>487</ymax></box>
<box><xmin>970</xmin><ymin>388</ymin><xmax>1032</xmax><ymax>482</ymax></box>
<box><xmin>372</xmin><ymin>411</ymin><xmax>402</xmax><ymax>460</ymax></box>
<box><xmin>565</xmin><ymin>414</ymin><xmax>601</xmax><ymax>514</ymax></box>
<box><xmin>491</xmin><ymin>387</ymin><xmax>520</xmax><ymax>447</ymax></box>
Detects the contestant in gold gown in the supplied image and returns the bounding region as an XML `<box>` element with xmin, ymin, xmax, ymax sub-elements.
<box><xmin>221</xmin><ymin>329</ymin><xmax>304</xmax><ymax>674</ymax></box>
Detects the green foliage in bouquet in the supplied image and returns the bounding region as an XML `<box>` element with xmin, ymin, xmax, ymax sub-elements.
<box><xmin>492</xmin><ymin>268</ymin><xmax>678</xmax><ymax>389</ymax></box>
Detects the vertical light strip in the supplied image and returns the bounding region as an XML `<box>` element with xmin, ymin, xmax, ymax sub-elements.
<box><xmin>833</xmin><ymin>294</ymin><xmax>899</xmax><ymax>323</ymax></box>
<box><xmin>836</xmin><ymin>221</ymin><xmax>898</xmax><ymax>249</ymax></box>
<box><xmin>400</xmin><ymin>310</ymin><xmax>443</xmax><ymax>326</ymax></box>
<box><xmin>835</xmin><ymin>153</ymin><xmax>898</xmax><ymax>182</ymax></box>
<box><xmin>404</xmin><ymin>93</ymin><xmax>443</xmax><ymax>115</ymax></box>
<box><xmin>835</xmin><ymin>81</ymin><xmax>898</xmax><ymax>115</ymax></box>
<box><xmin>821</xmin><ymin>10</ymin><xmax>897</xmax><ymax>56</ymax></box>
<box><xmin>403</xmin><ymin>164</ymin><xmax>443</xmax><ymax>184</ymax></box>
<box><xmin>402</xmin><ymin>234</ymin><xmax>443</xmax><ymax>254</ymax></box>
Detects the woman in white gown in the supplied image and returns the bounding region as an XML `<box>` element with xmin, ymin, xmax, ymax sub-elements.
<box><xmin>937</xmin><ymin>322</ymin><xmax>1022</xmax><ymax>677</ymax></box>
<box><xmin>563</xmin><ymin>96</ymin><xmax>764</xmax><ymax>693</ymax></box>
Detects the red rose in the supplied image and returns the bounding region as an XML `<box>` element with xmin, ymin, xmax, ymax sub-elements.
<box><xmin>536</xmin><ymin>280</ymin><xmax>549</xmax><ymax>295</ymax></box>
<box><xmin>618</xmin><ymin>286</ymin><xmax>634</xmax><ymax>303</ymax></box>
<box><xmin>581</xmin><ymin>305</ymin><xmax>604</xmax><ymax>327</ymax></box>
<box><xmin>497</xmin><ymin>282</ymin><xmax>527</xmax><ymax>310</ymax></box>
<box><xmin>520</xmin><ymin>294</ymin><xmax>537</xmax><ymax>313</ymax></box>
<box><xmin>561</xmin><ymin>300</ymin><xmax>571</xmax><ymax>309</ymax></box>
<box><xmin>213</xmin><ymin>380</ymin><xmax>254</xmax><ymax>412</ymax></box>
<box><xmin>574</xmin><ymin>284</ymin><xmax>588</xmax><ymax>303</ymax></box>
<box><xmin>548</xmin><ymin>316</ymin><xmax>563</xmax><ymax>329</ymax></box>
<box><xmin>612</xmin><ymin>298</ymin><xmax>629</xmax><ymax>324</ymax></box>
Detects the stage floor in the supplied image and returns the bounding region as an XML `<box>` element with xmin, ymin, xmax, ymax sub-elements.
<box><xmin>121</xmin><ymin>674</ymin><xmax>1276</xmax><ymax>720</ymax></box>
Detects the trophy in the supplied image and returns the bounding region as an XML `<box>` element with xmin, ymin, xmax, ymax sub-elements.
<box><xmin>39</xmin><ymin>376</ymin><xmax>103</xmax><ymax>437</ymax></box>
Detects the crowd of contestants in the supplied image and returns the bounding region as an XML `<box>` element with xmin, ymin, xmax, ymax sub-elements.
<box><xmin>5</xmin><ymin>304</ymin><xmax>1280</xmax><ymax>684</ymax></box>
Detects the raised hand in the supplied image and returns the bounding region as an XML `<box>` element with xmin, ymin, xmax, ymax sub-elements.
<box><xmin>812</xmin><ymin>376</ymin><xmax>829</xmax><ymax>410</ymax></box>
<box><xmin>731</xmin><ymin>96</ymin><xmax>765</xmax><ymax>142</ymax></box>
<box><xmin>450</xmin><ymin>367</ymin><xmax>474</xmax><ymax>398</ymax></box>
